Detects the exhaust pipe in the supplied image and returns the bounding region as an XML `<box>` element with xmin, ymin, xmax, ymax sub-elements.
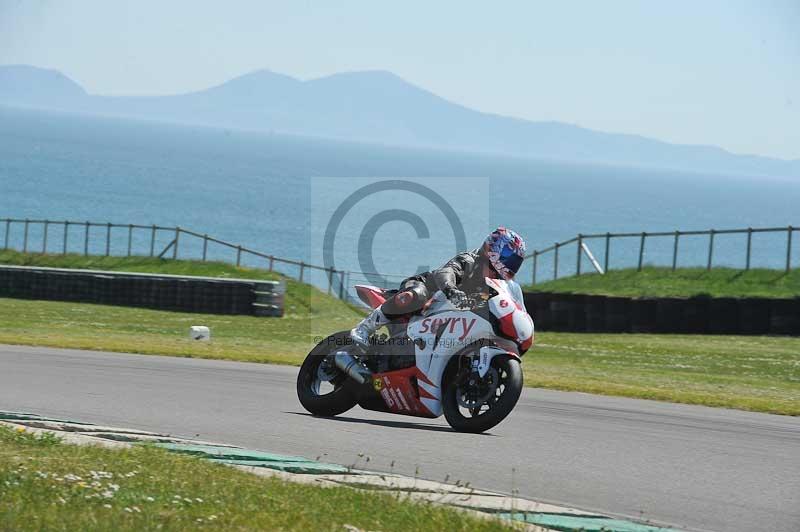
<box><xmin>334</xmin><ymin>351</ymin><xmax>371</xmax><ymax>385</ymax></box>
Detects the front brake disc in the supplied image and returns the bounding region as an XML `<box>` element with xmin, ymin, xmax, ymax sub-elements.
<box><xmin>457</xmin><ymin>367</ymin><xmax>499</xmax><ymax>409</ymax></box>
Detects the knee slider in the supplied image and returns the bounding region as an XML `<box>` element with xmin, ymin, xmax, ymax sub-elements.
<box><xmin>384</xmin><ymin>286</ymin><xmax>426</xmax><ymax>315</ymax></box>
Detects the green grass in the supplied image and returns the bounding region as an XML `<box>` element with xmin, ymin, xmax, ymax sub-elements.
<box><xmin>526</xmin><ymin>333</ymin><xmax>800</xmax><ymax>415</ymax></box>
<box><xmin>0</xmin><ymin>251</ymin><xmax>363</xmax><ymax>363</ymax></box>
<box><xmin>1</xmin><ymin>252</ymin><xmax>799</xmax><ymax>415</ymax></box>
<box><xmin>0</xmin><ymin>425</ymin><xmax>509</xmax><ymax>531</ymax></box>
<box><xmin>526</xmin><ymin>267</ymin><xmax>800</xmax><ymax>298</ymax></box>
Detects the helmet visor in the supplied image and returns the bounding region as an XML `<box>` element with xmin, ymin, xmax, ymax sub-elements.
<box><xmin>499</xmin><ymin>246</ymin><xmax>524</xmax><ymax>275</ymax></box>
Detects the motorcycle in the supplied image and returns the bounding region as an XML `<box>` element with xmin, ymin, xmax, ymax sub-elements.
<box><xmin>296</xmin><ymin>277</ymin><xmax>534</xmax><ymax>433</ymax></box>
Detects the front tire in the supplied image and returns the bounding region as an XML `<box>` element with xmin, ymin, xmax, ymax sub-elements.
<box><xmin>442</xmin><ymin>355</ymin><xmax>523</xmax><ymax>433</ymax></box>
<box><xmin>296</xmin><ymin>332</ymin><xmax>359</xmax><ymax>417</ymax></box>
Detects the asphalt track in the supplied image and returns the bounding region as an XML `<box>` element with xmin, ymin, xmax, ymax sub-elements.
<box><xmin>1</xmin><ymin>344</ymin><xmax>798</xmax><ymax>532</ymax></box>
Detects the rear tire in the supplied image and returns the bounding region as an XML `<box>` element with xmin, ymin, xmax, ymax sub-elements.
<box><xmin>442</xmin><ymin>355</ymin><xmax>523</xmax><ymax>433</ymax></box>
<box><xmin>296</xmin><ymin>332</ymin><xmax>359</xmax><ymax>417</ymax></box>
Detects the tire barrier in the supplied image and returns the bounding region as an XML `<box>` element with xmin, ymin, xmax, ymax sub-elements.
<box><xmin>0</xmin><ymin>265</ymin><xmax>284</xmax><ymax>317</ymax></box>
<box><xmin>523</xmin><ymin>291</ymin><xmax>800</xmax><ymax>336</ymax></box>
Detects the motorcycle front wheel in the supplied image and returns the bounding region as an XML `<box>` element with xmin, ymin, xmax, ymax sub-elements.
<box><xmin>296</xmin><ymin>332</ymin><xmax>359</xmax><ymax>417</ymax></box>
<box><xmin>442</xmin><ymin>354</ymin><xmax>523</xmax><ymax>433</ymax></box>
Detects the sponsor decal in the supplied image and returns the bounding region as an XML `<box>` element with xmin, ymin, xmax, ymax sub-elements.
<box><xmin>499</xmin><ymin>299</ymin><xmax>509</xmax><ymax>308</ymax></box>
<box><xmin>394</xmin><ymin>388</ymin><xmax>412</xmax><ymax>411</ymax></box>
<box><xmin>373</xmin><ymin>378</ymin><xmax>383</xmax><ymax>391</ymax></box>
<box><xmin>380</xmin><ymin>388</ymin><xmax>394</xmax><ymax>408</ymax></box>
<box><xmin>388</xmin><ymin>388</ymin><xmax>401</xmax><ymax>407</ymax></box>
<box><xmin>419</xmin><ymin>317</ymin><xmax>477</xmax><ymax>341</ymax></box>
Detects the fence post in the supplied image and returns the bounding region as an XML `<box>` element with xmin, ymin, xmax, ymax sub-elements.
<box><xmin>299</xmin><ymin>262</ymin><xmax>305</xmax><ymax>282</ymax></box>
<box><xmin>3</xmin><ymin>219</ymin><xmax>9</xmax><ymax>250</ymax></box>
<box><xmin>745</xmin><ymin>228</ymin><xmax>752</xmax><ymax>270</ymax></box>
<box><xmin>105</xmin><ymin>222</ymin><xmax>111</xmax><ymax>256</ymax></box>
<box><xmin>236</xmin><ymin>246</ymin><xmax>242</xmax><ymax>267</ymax></box>
<box><xmin>42</xmin><ymin>220</ymin><xmax>49</xmax><ymax>253</ymax></box>
<box><xmin>202</xmin><ymin>235</ymin><xmax>208</xmax><ymax>261</ymax></box>
<box><xmin>787</xmin><ymin>226</ymin><xmax>793</xmax><ymax>273</ymax></box>
<box><xmin>62</xmin><ymin>221</ymin><xmax>69</xmax><ymax>255</ymax></box>
<box><xmin>637</xmin><ymin>232</ymin><xmax>646</xmax><ymax>271</ymax></box>
<box><xmin>531</xmin><ymin>251</ymin><xmax>538</xmax><ymax>285</ymax></box>
<box><xmin>672</xmin><ymin>231</ymin><xmax>680</xmax><ymax>271</ymax></box>
<box><xmin>150</xmin><ymin>225</ymin><xmax>156</xmax><ymax>257</ymax></box>
<box><xmin>553</xmin><ymin>243</ymin><xmax>560</xmax><ymax>280</ymax></box>
<box><xmin>127</xmin><ymin>225</ymin><xmax>133</xmax><ymax>257</ymax></box>
<box><xmin>604</xmin><ymin>232</ymin><xmax>610</xmax><ymax>273</ymax></box>
<box><xmin>268</xmin><ymin>255</ymin><xmax>274</xmax><ymax>272</ymax></box>
<box><xmin>576</xmin><ymin>234</ymin><xmax>583</xmax><ymax>276</ymax></box>
<box><xmin>84</xmin><ymin>221</ymin><xmax>90</xmax><ymax>256</ymax></box>
<box><xmin>339</xmin><ymin>270</ymin><xmax>346</xmax><ymax>299</ymax></box>
<box><xmin>173</xmin><ymin>227</ymin><xmax>180</xmax><ymax>259</ymax></box>
<box><xmin>23</xmin><ymin>219</ymin><xmax>29</xmax><ymax>253</ymax></box>
<box><xmin>327</xmin><ymin>268</ymin><xmax>334</xmax><ymax>295</ymax></box>
<box><xmin>707</xmin><ymin>230</ymin><xmax>715</xmax><ymax>270</ymax></box>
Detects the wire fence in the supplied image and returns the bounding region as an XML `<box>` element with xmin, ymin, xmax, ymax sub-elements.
<box><xmin>527</xmin><ymin>225</ymin><xmax>798</xmax><ymax>285</ymax></box>
<box><xmin>0</xmin><ymin>217</ymin><xmax>373</xmax><ymax>298</ymax></box>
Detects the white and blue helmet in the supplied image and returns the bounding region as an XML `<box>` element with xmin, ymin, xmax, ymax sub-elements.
<box><xmin>481</xmin><ymin>227</ymin><xmax>526</xmax><ymax>280</ymax></box>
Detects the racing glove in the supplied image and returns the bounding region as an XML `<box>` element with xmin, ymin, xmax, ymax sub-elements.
<box><xmin>444</xmin><ymin>287</ymin><xmax>470</xmax><ymax>309</ymax></box>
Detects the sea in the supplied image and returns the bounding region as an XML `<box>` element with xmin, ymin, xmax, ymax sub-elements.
<box><xmin>2</xmin><ymin>105</ymin><xmax>798</xmax><ymax>295</ymax></box>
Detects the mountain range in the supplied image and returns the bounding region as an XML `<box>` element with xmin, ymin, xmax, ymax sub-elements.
<box><xmin>1</xmin><ymin>64</ymin><xmax>797</xmax><ymax>178</ymax></box>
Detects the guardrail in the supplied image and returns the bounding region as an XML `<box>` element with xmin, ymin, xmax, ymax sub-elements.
<box><xmin>0</xmin><ymin>264</ymin><xmax>284</xmax><ymax>317</ymax></box>
<box><xmin>527</xmin><ymin>225</ymin><xmax>798</xmax><ymax>285</ymax></box>
<box><xmin>0</xmin><ymin>217</ymin><xmax>410</xmax><ymax>301</ymax></box>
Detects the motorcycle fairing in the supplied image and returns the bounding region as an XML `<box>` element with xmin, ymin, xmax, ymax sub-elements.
<box><xmin>360</xmin><ymin>278</ymin><xmax>532</xmax><ymax>418</ymax></box>
<box><xmin>355</xmin><ymin>285</ymin><xmax>387</xmax><ymax>309</ymax></box>
<box><xmin>486</xmin><ymin>278</ymin><xmax>534</xmax><ymax>352</ymax></box>
<box><xmin>370</xmin><ymin>366</ymin><xmax>438</xmax><ymax>418</ymax></box>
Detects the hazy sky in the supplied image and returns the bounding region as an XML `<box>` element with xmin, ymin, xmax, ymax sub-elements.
<box><xmin>1</xmin><ymin>0</ymin><xmax>798</xmax><ymax>159</ymax></box>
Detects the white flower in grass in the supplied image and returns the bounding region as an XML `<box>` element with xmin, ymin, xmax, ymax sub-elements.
<box><xmin>108</xmin><ymin>483</ymin><xmax>120</xmax><ymax>491</ymax></box>
<box><xmin>195</xmin><ymin>498</ymin><xmax>203</xmax><ymax>503</ymax></box>
<box><xmin>101</xmin><ymin>490</ymin><xmax>115</xmax><ymax>499</ymax></box>
<box><xmin>208</xmin><ymin>515</ymin><xmax>218</xmax><ymax>521</ymax></box>
<box><xmin>183</xmin><ymin>497</ymin><xmax>192</xmax><ymax>503</ymax></box>
<box><xmin>64</xmin><ymin>474</ymin><xmax>82</xmax><ymax>482</ymax></box>
<box><xmin>57</xmin><ymin>497</ymin><xmax>66</xmax><ymax>505</ymax></box>
<box><xmin>132</xmin><ymin>506</ymin><xmax>141</xmax><ymax>513</ymax></box>
<box><xmin>124</xmin><ymin>507</ymin><xmax>132</xmax><ymax>513</ymax></box>
<box><xmin>103</xmin><ymin>504</ymin><xmax>112</xmax><ymax>509</ymax></box>
<box><xmin>145</xmin><ymin>496</ymin><xmax>155</xmax><ymax>502</ymax></box>
<box><xmin>173</xmin><ymin>495</ymin><xmax>182</xmax><ymax>499</ymax></box>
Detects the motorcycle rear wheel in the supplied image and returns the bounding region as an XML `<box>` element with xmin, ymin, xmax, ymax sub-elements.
<box><xmin>442</xmin><ymin>354</ymin><xmax>523</xmax><ymax>433</ymax></box>
<box><xmin>296</xmin><ymin>332</ymin><xmax>359</xmax><ymax>417</ymax></box>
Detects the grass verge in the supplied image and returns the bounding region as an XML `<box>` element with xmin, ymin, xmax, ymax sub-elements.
<box><xmin>0</xmin><ymin>425</ymin><xmax>509</xmax><ymax>531</ymax></box>
<box><xmin>525</xmin><ymin>267</ymin><xmax>800</xmax><ymax>298</ymax></box>
<box><xmin>0</xmin><ymin>251</ymin><xmax>363</xmax><ymax>364</ymax></box>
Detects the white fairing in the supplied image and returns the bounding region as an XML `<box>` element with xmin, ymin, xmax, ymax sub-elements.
<box><xmin>404</xmin><ymin>278</ymin><xmax>534</xmax><ymax>417</ymax></box>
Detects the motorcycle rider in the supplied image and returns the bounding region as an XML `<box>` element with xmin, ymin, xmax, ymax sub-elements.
<box><xmin>351</xmin><ymin>226</ymin><xmax>527</xmax><ymax>348</ymax></box>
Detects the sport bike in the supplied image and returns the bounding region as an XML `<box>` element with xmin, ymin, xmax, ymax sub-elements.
<box><xmin>296</xmin><ymin>277</ymin><xmax>534</xmax><ymax>433</ymax></box>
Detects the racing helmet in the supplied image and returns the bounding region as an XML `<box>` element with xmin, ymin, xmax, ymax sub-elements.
<box><xmin>481</xmin><ymin>227</ymin><xmax>526</xmax><ymax>280</ymax></box>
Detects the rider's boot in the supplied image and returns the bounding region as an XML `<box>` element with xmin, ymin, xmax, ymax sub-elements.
<box><xmin>350</xmin><ymin>307</ymin><xmax>390</xmax><ymax>349</ymax></box>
